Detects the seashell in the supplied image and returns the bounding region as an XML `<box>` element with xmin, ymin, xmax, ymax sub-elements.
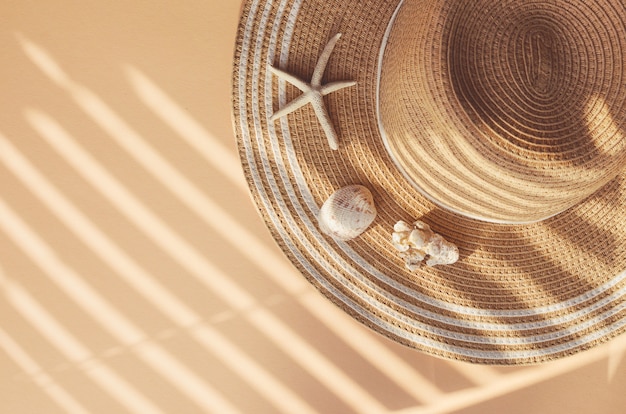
<box><xmin>318</xmin><ymin>185</ymin><xmax>377</xmax><ymax>241</ymax></box>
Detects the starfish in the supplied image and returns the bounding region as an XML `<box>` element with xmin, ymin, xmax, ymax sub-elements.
<box><xmin>269</xmin><ymin>33</ymin><xmax>357</xmax><ymax>150</ymax></box>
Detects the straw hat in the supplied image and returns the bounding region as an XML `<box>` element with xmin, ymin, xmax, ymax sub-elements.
<box><xmin>232</xmin><ymin>0</ymin><xmax>626</xmax><ymax>364</ymax></box>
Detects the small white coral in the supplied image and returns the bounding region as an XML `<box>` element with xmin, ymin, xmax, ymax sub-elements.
<box><xmin>392</xmin><ymin>220</ymin><xmax>459</xmax><ymax>269</ymax></box>
<box><xmin>392</xmin><ymin>220</ymin><xmax>413</xmax><ymax>252</ymax></box>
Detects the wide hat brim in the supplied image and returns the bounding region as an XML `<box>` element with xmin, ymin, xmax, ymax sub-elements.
<box><xmin>232</xmin><ymin>0</ymin><xmax>626</xmax><ymax>364</ymax></box>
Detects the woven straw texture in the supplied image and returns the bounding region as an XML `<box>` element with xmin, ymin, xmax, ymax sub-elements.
<box><xmin>380</xmin><ymin>0</ymin><xmax>626</xmax><ymax>223</ymax></box>
<box><xmin>232</xmin><ymin>0</ymin><xmax>626</xmax><ymax>364</ymax></box>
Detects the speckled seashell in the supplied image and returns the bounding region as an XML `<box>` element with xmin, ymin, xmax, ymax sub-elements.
<box><xmin>318</xmin><ymin>185</ymin><xmax>377</xmax><ymax>241</ymax></box>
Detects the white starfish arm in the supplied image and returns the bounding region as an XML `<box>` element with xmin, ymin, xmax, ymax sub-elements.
<box><xmin>270</xmin><ymin>92</ymin><xmax>313</xmax><ymax>121</ymax></box>
<box><xmin>268</xmin><ymin>65</ymin><xmax>309</xmax><ymax>91</ymax></box>
<box><xmin>321</xmin><ymin>80</ymin><xmax>357</xmax><ymax>95</ymax></box>
<box><xmin>310</xmin><ymin>93</ymin><xmax>339</xmax><ymax>150</ymax></box>
<box><xmin>312</xmin><ymin>33</ymin><xmax>342</xmax><ymax>87</ymax></box>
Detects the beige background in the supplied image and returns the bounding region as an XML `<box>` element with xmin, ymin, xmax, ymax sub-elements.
<box><xmin>1</xmin><ymin>1</ymin><xmax>626</xmax><ymax>413</ymax></box>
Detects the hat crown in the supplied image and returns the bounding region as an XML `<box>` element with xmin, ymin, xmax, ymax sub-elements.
<box><xmin>379</xmin><ymin>0</ymin><xmax>626</xmax><ymax>223</ymax></box>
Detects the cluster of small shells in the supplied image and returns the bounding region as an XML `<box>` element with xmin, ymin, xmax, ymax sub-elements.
<box><xmin>392</xmin><ymin>220</ymin><xmax>459</xmax><ymax>270</ymax></box>
<box><xmin>318</xmin><ymin>185</ymin><xmax>377</xmax><ymax>241</ymax></box>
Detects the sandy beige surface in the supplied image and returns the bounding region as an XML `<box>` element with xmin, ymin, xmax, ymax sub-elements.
<box><xmin>1</xmin><ymin>1</ymin><xmax>626</xmax><ymax>413</ymax></box>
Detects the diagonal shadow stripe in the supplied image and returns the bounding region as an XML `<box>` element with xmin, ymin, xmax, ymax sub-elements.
<box><xmin>0</xmin><ymin>326</ymin><xmax>91</xmax><ymax>414</ymax></box>
<box><xmin>123</xmin><ymin>65</ymin><xmax>248</xmax><ymax>193</ymax></box>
